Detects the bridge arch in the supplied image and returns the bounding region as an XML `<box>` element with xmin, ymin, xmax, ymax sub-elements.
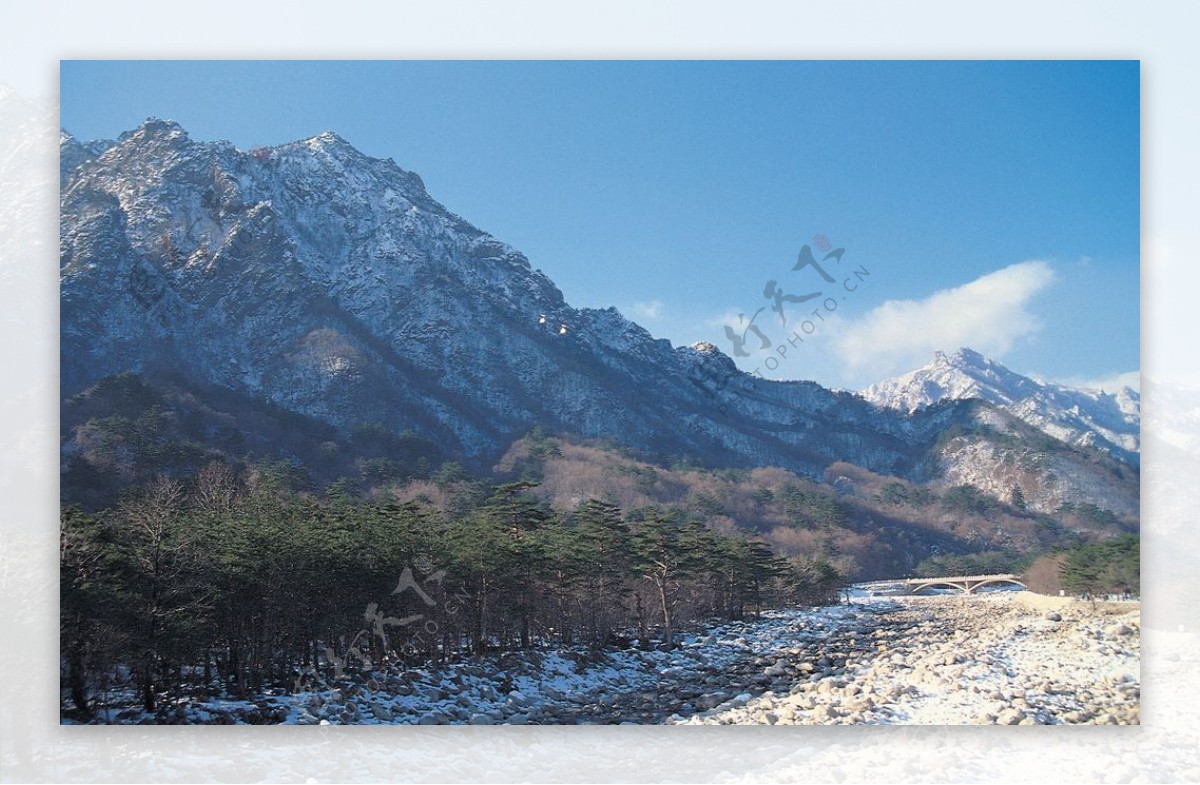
<box><xmin>909</xmin><ymin>580</ymin><xmax>969</xmax><ymax>595</ymax></box>
<box><xmin>968</xmin><ymin>577</ymin><xmax>1027</xmax><ymax>593</ymax></box>
<box><xmin>855</xmin><ymin>573</ymin><xmax>1026</xmax><ymax>597</ymax></box>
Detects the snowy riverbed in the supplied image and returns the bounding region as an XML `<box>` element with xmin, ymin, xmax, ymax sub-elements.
<box><xmin>77</xmin><ymin>593</ymin><xmax>1139</xmax><ymax>726</ymax></box>
<box><xmin>677</xmin><ymin>592</ymin><xmax>1139</xmax><ymax>726</ymax></box>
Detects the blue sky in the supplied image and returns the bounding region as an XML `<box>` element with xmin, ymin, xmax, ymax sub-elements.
<box><xmin>60</xmin><ymin>60</ymin><xmax>1140</xmax><ymax>391</ymax></box>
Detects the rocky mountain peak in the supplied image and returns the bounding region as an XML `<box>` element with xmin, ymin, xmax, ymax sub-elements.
<box><xmin>860</xmin><ymin>348</ymin><xmax>1140</xmax><ymax>464</ymax></box>
<box><xmin>59</xmin><ymin>122</ymin><xmax>1139</xmax><ymax>519</ymax></box>
<box><xmin>936</xmin><ymin>347</ymin><xmax>988</xmax><ymax>369</ymax></box>
<box><xmin>309</xmin><ymin>129</ymin><xmax>349</xmax><ymax>146</ymax></box>
<box><xmin>119</xmin><ymin>117</ymin><xmax>190</xmax><ymax>146</ymax></box>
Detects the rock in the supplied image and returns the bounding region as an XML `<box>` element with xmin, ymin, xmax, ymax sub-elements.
<box><xmin>1044</xmin><ymin>611</ymin><xmax>1062</xmax><ymax>622</ymax></box>
<box><xmin>506</xmin><ymin>690</ymin><xmax>531</xmax><ymax>708</ymax></box>
<box><xmin>847</xmin><ymin>698</ymin><xmax>875</xmax><ymax>713</ymax></box>
<box><xmin>468</xmin><ymin>713</ymin><xmax>494</xmax><ymax>725</ymax></box>
<box><xmin>812</xmin><ymin>704</ymin><xmax>839</xmax><ymax>721</ymax></box>
<box><xmin>728</xmin><ymin>693</ymin><xmax>752</xmax><ymax>708</ymax></box>
<box><xmin>996</xmin><ymin>708</ymin><xmax>1024</xmax><ymax>725</ymax></box>
<box><xmin>873</xmin><ymin>686</ymin><xmax>897</xmax><ymax>702</ymax></box>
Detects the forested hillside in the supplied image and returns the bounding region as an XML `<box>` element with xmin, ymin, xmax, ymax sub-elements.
<box><xmin>61</xmin><ymin>421</ymin><xmax>1140</xmax><ymax>720</ymax></box>
<box><xmin>489</xmin><ymin>432</ymin><xmax>1136</xmax><ymax>579</ymax></box>
<box><xmin>60</xmin><ymin>459</ymin><xmax>843</xmax><ymax>719</ymax></box>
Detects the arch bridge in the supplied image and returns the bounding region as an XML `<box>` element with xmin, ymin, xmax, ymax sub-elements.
<box><xmin>855</xmin><ymin>573</ymin><xmax>1026</xmax><ymax>596</ymax></box>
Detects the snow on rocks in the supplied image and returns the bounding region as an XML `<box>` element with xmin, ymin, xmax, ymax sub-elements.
<box><xmin>675</xmin><ymin>593</ymin><xmax>1139</xmax><ymax>726</ymax></box>
<box><xmin>93</xmin><ymin>593</ymin><xmax>1138</xmax><ymax>726</ymax></box>
<box><xmin>105</xmin><ymin>603</ymin><xmax>871</xmax><ymax>725</ymax></box>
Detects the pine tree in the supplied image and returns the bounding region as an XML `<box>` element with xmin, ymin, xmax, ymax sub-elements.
<box><xmin>60</xmin><ymin>506</ymin><xmax>120</xmax><ymax>719</ymax></box>
<box><xmin>631</xmin><ymin>508</ymin><xmax>707</xmax><ymax>648</ymax></box>
<box><xmin>1061</xmin><ymin>547</ymin><xmax>1103</xmax><ymax>605</ymax></box>
<box><xmin>480</xmin><ymin>482</ymin><xmax>552</xmax><ymax>647</ymax></box>
<box><xmin>572</xmin><ymin>499</ymin><xmax>633</xmax><ymax>644</ymax></box>
<box><xmin>111</xmin><ymin>476</ymin><xmax>208</xmax><ymax>712</ymax></box>
<box><xmin>446</xmin><ymin>506</ymin><xmax>519</xmax><ymax>654</ymax></box>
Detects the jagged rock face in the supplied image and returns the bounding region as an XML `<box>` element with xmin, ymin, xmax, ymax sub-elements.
<box><xmin>58</xmin><ymin>119</ymin><xmax>1134</xmax><ymax>516</ymax></box>
<box><xmin>860</xmin><ymin>348</ymin><xmax>1140</xmax><ymax>465</ymax></box>
<box><xmin>931</xmin><ymin>403</ymin><xmax>1139</xmax><ymax>518</ymax></box>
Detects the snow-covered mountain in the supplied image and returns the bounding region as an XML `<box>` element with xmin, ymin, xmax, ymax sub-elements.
<box><xmin>58</xmin><ymin>120</ymin><xmax>1139</xmax><ymax>518</ymax></box>
<box><xmin>61</xmin><ymin>119</ymin><xmax>948</xmax><ymax>476</ymax></box>
<box><xmin>859</xmin><ymin>348</ymin><xmax>1140</xmax><ymax>464</ymax></box>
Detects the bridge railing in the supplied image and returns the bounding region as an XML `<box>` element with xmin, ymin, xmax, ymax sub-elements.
<box><xmin>901</xmin><ymin>573</ymin><xmax>1020</xmax><ymax>585</ymax></box>
<box><xmin>852</xmin><ymin>574</ymin><xmax>1026</xmax><ymax>595</ymax></box>
<box><xmin>855</xmin><ymin>573</ymin><xmax>1020</xmax><ymax>587</ymax></box>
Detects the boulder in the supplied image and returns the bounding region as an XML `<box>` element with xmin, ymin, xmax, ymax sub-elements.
<box><xmin>813</xmin><ymin>704</ymin><xmax>839</xmax><ymax>721</ymax></box>
<box><xmin>368</xmin><ymin>703</ymin><xmax>394</xmax><ymax>722</ymax></box>
<box><xmin>996</xmin><ymin>708</ymin><xmax>1024</xmax><ymax>725</ymax></box>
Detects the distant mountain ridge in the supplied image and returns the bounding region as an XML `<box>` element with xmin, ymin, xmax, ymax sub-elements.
<box><xmin>58</xmin><ymin>119</ymin><xmax>950</xmax><ymax>477</ymax></box>
<box><xmin>859</xmin><ymin>348</ymin><xmax>1139</xmax><ymax>464</ymax></box>
<box><xmin>57</xmin><ymin>119</ymin><xmax>1138</xmax><ymax>519</ymax></box>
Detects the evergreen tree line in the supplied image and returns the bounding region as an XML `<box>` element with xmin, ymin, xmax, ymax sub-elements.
<box><xmin>61</xmin><ymin>461</ymin><xmax>843</xmax><ymax>719</ymax></box>
<box><xmin>1058</xmin><ymin>534</ymin><xmax>1139</xmax><ymax>599</ymax></box>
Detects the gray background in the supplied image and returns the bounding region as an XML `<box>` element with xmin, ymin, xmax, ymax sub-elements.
<box><xmin>2</xmin><ymin>1</ymin><xmax>1196</xmax><ymax>781</ymax></box>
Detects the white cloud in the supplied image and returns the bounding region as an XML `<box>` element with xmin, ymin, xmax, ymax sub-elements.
<box><xmin>628</xmin><ymin>299</ymin><xmax>664</xmax><ymax>321</ymax></box>
<box><xmin>835</xmin><ymin>260</ymin><xmax>1056</xmax><ymax>379</ymax></box>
